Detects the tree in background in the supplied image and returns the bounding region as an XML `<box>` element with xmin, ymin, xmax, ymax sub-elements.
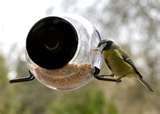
<box><xmin>1</xmin><ymin>0</ymin><xmax>160</xmax><ymax>114</ymax></box>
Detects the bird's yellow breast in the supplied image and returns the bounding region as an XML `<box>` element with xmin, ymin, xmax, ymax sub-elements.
<box><xmin>103</xmin><ymin>49</ymin><xmax>134</xmax><ymax>77</ymax></box>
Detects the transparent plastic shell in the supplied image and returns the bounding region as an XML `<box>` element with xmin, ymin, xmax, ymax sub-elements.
<box><xmin>26</xmin><ymin>15</ymin><xmax>101</xmax><ymax>91</ymax></box>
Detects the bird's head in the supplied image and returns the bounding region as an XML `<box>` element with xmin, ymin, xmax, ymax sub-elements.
<box><xmin>98</xmin><ymin>40</ymin><xmax>114</xmax><ymax>51</ymax></box>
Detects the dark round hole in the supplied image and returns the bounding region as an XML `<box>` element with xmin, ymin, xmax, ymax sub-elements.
<box><xmin>26</xmin><ymin>16</ymin><xmax>78</xmax><ymax>69</ymax></box>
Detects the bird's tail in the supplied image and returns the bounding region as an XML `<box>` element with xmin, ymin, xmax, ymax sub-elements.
<box><xmin>128</xmin><ymin>62</ymin><xmax>154</xmax><ymax>92</ymax></box>
<box><xmin>135</xmin><ymin>71</ymin><xmax>154</xmax><ymax>92</ymax></box>
<box><xmin>137</xmin><ymin>76</ymin><xmax>154</xmax><ymax>92</ymax></box>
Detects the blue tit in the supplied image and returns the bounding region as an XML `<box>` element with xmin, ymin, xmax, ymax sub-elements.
<box><xmin>93</xmin><ymin>40</ymin><xmax>153</xmax><ymax>92</ymax></box>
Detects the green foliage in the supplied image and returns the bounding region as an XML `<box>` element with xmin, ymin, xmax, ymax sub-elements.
<box><xmin>0</xmin><ymin>54</ymin><xmax>8</xmax><ymax>84</ymax></box>
<box><xmin>46</xmin><ymin>85</ymin><xmax>107</xmax><ymax>114</ymax></box>
<box><xmin>0</xmin><ymin>54</ymin><xmax>119</xmax><ymax>114</ymax></box>
<box><xmin>105</xmin><ymin>100</ymin><xmax>118</xmax><ymax>114</ymax></box>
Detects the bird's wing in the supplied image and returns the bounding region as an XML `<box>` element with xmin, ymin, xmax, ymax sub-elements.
<box><xmin>117</xmin><ymin>47</ymin><xmax>135</xmax><ymax>66</ymax></box>
<box><xmin>117</xmin><ymin>47</ymin><xmax>154</xmax><ymax>92</ymax></box>
<box><xmin>117</xmin><ymin>47</ymin><xmax>142</xmax><ymax>78</ymax></box>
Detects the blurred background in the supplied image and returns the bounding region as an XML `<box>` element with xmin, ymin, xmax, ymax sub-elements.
<box><xmin>0</xmin><ymin>0</ymin><xmax>160</xmax><ymax>114</ymax></box>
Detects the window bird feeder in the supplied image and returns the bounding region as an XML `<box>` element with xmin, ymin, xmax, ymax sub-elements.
<box><xmin>10</xmin><ymin>15</ymin><xmax>103</xmax><ymax>91</ymax></box>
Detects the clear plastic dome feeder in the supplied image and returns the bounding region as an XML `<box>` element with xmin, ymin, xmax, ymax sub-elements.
<box><xmin>10</xmin><ymin>15</ymin><xmax>102</xmax><ymax>91</ymax></box>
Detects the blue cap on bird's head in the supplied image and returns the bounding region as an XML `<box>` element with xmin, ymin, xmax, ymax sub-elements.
<box><xmin>98</xmin><ymin>40</ymin><xmax>113</xmax><ymax>51</ymax></box>
<box><xmin>26</xmin><ymin>16</ymin><xmax>78</xmax><ymax>69</ymax></box>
